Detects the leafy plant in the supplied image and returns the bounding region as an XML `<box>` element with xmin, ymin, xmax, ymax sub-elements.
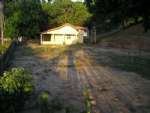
<box><xmin>38</xmin><ymin>91</ymin><xmax>65</xmax><ymax>113</ymax></box>
<box><xmin>83</xmin><ymin>88</ymin><xmax>92</xmax><ymax>113</ymax></box>
<box><xmin>38</xmin><ymin>91</ymin><xmax>50</xmax><ymax>113</ymax></box>
<box><xmin>0</xmin><ymin>68</ymin><xmax>34</xmax><ymax>113</ymax></box>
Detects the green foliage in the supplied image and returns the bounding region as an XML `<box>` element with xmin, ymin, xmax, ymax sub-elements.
<box><xmin>42</xmin><ymin>0</ymin><xmax>91</xmax><ymax>27</ymax></box>
<box><xmin>0</xmin><ymin>68</ymin><xmax>33</xmax><ymax>94</ymax></box>
<box><xmin>83</xmin><ymin>88</ymin><xmax>92</xmax><ymax>113</ymax></box>
<box><xmin>4</xmin><ymin>0</ymin><xmax>48</xmax><ymax>39</ymax></box>
<box><xmin>4</xmin><ymin>11</ymin><xmax>21</xmax><ymax>38</ymax></box>
<box><xmin>38</xmin><ymin>91</ymin><xmax>63</xmax><ymax>113</ymax></box>
<box><xmin>0</xmin><ymin>68</ymin><xmax>34</xmax><ymax>113</ymax></box>
<box><xmin>38</xmin><ymin>91</ymin><xmax>50</xmax><ymax>113</ymax></box>
<box><xmin>88</xmin><ymin>0</ymin><xmax>150</xmax><ymax>32</ymax></box>
<box><xmin>85</xmin><ymin>0</ymin><xmax>95</xmax><ymax>11</ymax></box>
<box><xmin>39</xmin><ymin>91</ymin><xmax>49</xmax><ymax>103</ymax></box>
<box><xmin>4</xmin><ymin>0</ymin><xmax>150</xmax><ymax>39</ymax></box>
<box><xmin>4</xmin><ymin>0</ymin><xmax>91</xmax><ymax>39</ymax></box>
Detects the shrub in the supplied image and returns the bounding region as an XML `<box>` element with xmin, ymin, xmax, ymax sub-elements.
<box><xmin>0</xmin><ymin>68</ymin><xmax>34</xmax><ymax>113</ymax></box>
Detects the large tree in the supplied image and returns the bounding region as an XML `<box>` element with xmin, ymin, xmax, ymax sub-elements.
<box><xmin>92</xmin><ymin>0</ymin><xmax>150</xmax><ymax>29</ymax></box>
<box><xmin>84</xmin><ymin>0</ymin><xmax>95</xmax><ymax>11</ymax></box>
<box><xmin>4</xmin><ymin>0</ymin><xmax>48</xmax><ymax>39</ymax></box>
<box><xmin>42</xmin><ymin>0</ymin><xmax>91</xmax><ymax>27</ymax></box>
<box><xmin>4</xmin><ymin>0</ymin><xmax>91</xmax><ymax>39</ymax></box>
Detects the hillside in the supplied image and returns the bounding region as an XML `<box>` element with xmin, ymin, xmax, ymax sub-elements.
<box><xmin>98</xmin><ymin>24</ymin><xmax>150</xmax><ymax>51</ymax></box>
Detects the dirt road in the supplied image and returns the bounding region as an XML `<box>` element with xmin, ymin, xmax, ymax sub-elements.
<box><xmin>11</xmin><ymin>43</ymin><xmax>150</xmax><ymax>113</ymax></box>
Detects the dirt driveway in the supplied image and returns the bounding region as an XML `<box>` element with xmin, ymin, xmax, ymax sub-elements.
<box><xmin>11</xmin><ymin>43</ymin><xmax>150</xmax><ymax>113</ymax></box>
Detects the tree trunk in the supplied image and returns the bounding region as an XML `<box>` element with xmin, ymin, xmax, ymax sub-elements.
<box><xmin>0</xmin><ymin>0</ymin><xmax>4</xmax><ymax>45</ymax></box>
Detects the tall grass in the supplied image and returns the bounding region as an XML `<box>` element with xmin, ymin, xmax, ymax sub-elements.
<box><xmin>0</xmin><ymin>41</ymin><xmax>11</xmax><ymax>55</ymax></box>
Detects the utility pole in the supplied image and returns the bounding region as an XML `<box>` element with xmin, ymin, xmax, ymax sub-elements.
<box><xmin>0</xmin><ymin>0</ymin><xmax>4</xmax><ymax>45</ymax></box>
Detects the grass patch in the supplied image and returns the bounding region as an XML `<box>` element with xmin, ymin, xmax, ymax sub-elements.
<box><xmin>0</xmin><ymin>41</ymin><xmax>11</xmax><ymax>55</ymax></box>
<box><xmin>28</xmin><ymin>43</ymin><xmax>85</xmax><ymax>60</ymax></box>
<box><xmin>110</xmin><ymin>55</ymin><xmax>150</xmax><ymax>79</ymax></box>
<box><xmin>33</xmin><ymin>45</ymin><xmax>69</xmax><ymax>58</ymax></box>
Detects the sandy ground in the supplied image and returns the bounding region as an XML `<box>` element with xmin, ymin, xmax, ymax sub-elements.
<box><xmin>10</xmin><ymin>43</ymin><xmax>150</xmax><ymax>113</ymax></box>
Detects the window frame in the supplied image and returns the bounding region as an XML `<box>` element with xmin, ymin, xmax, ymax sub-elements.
<box><xmin>43</xmin><ymin>34</ymin><xmax>51</xmax><ymax>41</ymax></box>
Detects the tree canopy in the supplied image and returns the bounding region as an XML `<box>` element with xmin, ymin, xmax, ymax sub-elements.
<box><xmin>86</xmin><ymin>0</ymin><xmax>150</xmax><ymax>31</ymax></box>
<box><xmin>3</xmin><ymin>0</ymin><xmax>150</xmax><ymax>38</ymax></box>
<box><xmin>42</xmin><ymin>0</ymin><xmax>91</xmax><ymax>27</ymax></box>
<box><xmin>4</xmin><ymin>0</ymin><xmax>47</xmax><ymax>39</ymax></box>
<box><xmin>4</xmin><ymin>0</ymin><xmax>91</xmax><ymax>39</ymax></box>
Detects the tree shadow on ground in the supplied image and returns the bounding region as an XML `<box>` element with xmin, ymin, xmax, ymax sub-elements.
<box><xmin>10</xmin><ymin>43</ymin><xmax>150</xmax><ymax>113</ymax></box>
<box><xmin>84</xmin><ymin>47</ymin><xmax>150</xmax><ymax>80</ymax></box>
<box><xmin>10</xmin><ymin>43</ymin><xmax>87</xmax><ymax>113</ymax></box>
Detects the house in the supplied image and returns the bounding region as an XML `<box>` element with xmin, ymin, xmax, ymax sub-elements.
<box><xmin>40</xmin><ymin>23</ymin><xmax>89</xmax><ymax>45</ymax></box>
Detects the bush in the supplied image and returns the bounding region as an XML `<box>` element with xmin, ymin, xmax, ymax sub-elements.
<box><xmin>0</xmin><ymin>68</ymin><xmax>34</xmax><ymax>113</ymax></box>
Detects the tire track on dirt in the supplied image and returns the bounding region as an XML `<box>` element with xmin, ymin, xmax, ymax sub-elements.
<box><xmin>79</xmin><ymin>49</ymin><xmax>134</xmax><ymax>113</ymax></box>
<box><xmin>83</xmin><ymin>48</ymin><xmax>144</xmax><ymax>113</ymax></box>
<box><xmin>96</xmin><ymin>66</ymin><xmax>143</xmax><ymax>113</ymax></box>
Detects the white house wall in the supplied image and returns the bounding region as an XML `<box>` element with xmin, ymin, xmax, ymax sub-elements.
<box><xmin>47</xmin><ymin>26</ymin><xmax>78</xmax><ymax>35</ymax></box>
<box><xmin>52</xmin><ymin>35</ymin><xmax>64</xmax><ymax>45</ymax></box>
<box><xmin>41</xmin><ymin>25</ymin><xmax>86</xmax><ymax>45</ymax></box>
<box><xmin>64</xmin><ymin>35</ymin><xmax>78</xmax><ymax>45</ymax></box>
<box><xmin>41</xmin><ymin>35</ymin><xmax>83</xmax><ymax>45</ymax></box>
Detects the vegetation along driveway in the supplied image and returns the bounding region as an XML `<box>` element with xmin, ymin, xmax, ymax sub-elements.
<box><xmin>10</xmin><ymin>43</ymin><xmax>150</xmax><ymax>113</ymax></box>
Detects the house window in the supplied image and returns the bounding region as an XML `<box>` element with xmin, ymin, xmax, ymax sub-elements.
<box><xmin>43</xmin><ymin>34</ymin><xmax>51</xmax><ymax>41</ymax></box>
